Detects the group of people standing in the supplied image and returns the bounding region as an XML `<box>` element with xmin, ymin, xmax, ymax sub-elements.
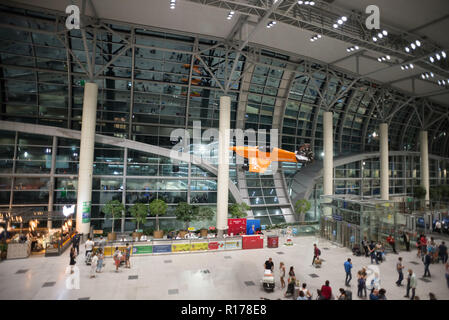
<box><xmin>69</xmin><ymin>232</ymin><xmax>132</xmax><ymax>277</ymax></box>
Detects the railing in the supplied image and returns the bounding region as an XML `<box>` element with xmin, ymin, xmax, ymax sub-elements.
<box><xmin>93</xmin><ymin>236</ymin><xmax>245</xmax><ymax>257</ymax></box>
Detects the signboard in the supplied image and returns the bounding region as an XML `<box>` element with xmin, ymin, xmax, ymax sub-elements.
<box><xmin>153</xmin><ymin>244</ymin><xmax>172</xmax><ymax>253</ymax></box>
<box><xmin>93</xmin><ymin>230</ymin><xmax>103</xmax><ymax>235</ymax></box>
<box><xmin>188</xmin><ymin>227</ymin><xmax>196</xmax><ymax>231</ymax></box>
<box><xmin>82</xmin><ymin>201</ymin><xmax>91</xmax><ymax>223</ymax></box>
<box><xmin>132</xmin><ymin>245</ymin><xmax>153</xmax><ymax>255</ymax></box>
<box><xmin>208</xmin><ymin>241</ymin><xmax>225</xmax><ymax>250</ymax></box>
<box><xmin>172</xmin><ymin>243</ymin><xmax>190</xmax><ymax>252</ymax></box>
<box><xmin>190</xmin><ymin>242</ymin><xmax>208</xmax><ymax>251</ymax></box>
<box><xmin>246</xmin><ymin>219</ymin><xmax>261</xmax><ymax>235</ymax></box>
<box><xmin>225</xmin><ymin>239</ymin><xmax>242</xmax><ymax>250</ymax></box>
<box><xmin>228</xmin><ymin>218</ymin><xmax>246</xmax><ymax>236</ymax></box>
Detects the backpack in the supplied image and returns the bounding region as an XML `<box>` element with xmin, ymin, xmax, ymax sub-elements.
<box><xmin>317</xmin><ymin>249</ymin><xmax>321</xmax><ymax>256</ymax></box>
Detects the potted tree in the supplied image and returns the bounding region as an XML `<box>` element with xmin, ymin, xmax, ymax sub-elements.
<box><xmin>194</xmin><ymin>206</ymin><xmax>215</xmax><ymax>237</ymax></box>
<box><xmin>129</xmin><ymin>202</ymin><xmax>148</xmax><ymax>240</ymax></box>
<box><xmin>101</xmin><ymin>200</ymin><xmax>125</xmax><ymax>240</ymax></box>
<box><xmin>149</xmin><ymin>199</ymin><xmax>168</xmax><ymax>239</ymax></box>
<box><xmin>294</xmin><ymin>199</ymin><xmax>311</xmax><ymax>222</ymax></box>
<box><xmin>229</xmin><ymin>202</ymin><xmax>250</xmax><ymax>218</ymax></box>
<box><xmin>413</xmin><ymin>185</ymin><xmax>427</xmax><ymax>211</ymax></box>
<box><xmin>174</xmin><ymin>202</ymin><xmax>196</xmax><ymax>238</ymax></box>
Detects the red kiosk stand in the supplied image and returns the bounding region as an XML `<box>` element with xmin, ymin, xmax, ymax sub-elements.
<box><xmin>227</xmin><ymin>218</ymin><xmax>247</xmax><ymax>236</ymax></box>
<box><xmin>242</xmin><ymin>234</ymin><xmax>264</xmax><ymax>249</ymax></box>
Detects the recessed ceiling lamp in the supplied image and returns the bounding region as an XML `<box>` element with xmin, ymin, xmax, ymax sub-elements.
<box><xmin>333</xmin><ymin>16</ymin><xmax>347</xmax><ymax>28</ymax></box>
<box><xmin>267</xmin><ymin>21</ymin><xmax>277</xmax><ymax>28</ymax></box>
<box><xmin>405</xmin><ymin>40</ymin><xmax>421</xmax><ymax>53</ymax></box>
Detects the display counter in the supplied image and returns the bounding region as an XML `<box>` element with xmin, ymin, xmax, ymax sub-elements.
<box><xmin>94</xmin><ymin>236</ymin><xmax>243</xmax><ymax>257</ymax></box>
<box><xmin>7</xmin><ymin>241</ymin><xmax>31</xmax><ymax>259</ymax></box>
<box><xmin>242</xmin><ymin>235</ymin><xmax>264</xmax><ymax>249</ymax></box>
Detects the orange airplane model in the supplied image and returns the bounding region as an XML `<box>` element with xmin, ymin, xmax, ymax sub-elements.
<box><xmin>230</xmin><ymin>144</ymin><xmax>314</xmax><ymax>173</ymax></box>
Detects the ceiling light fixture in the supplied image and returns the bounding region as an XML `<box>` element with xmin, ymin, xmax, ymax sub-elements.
<box><xmin>170</xmin><ymin>0</ymin><xmax>176</xmax><ymax>9</ymax></box>
<box><xmin>267</xmin><ymin>21</ymin><xmax>277</xmax><ymax>28</ymax></box>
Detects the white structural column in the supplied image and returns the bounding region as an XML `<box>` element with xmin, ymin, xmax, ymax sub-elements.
<box><xmin>323</xmin><ymin>112</ymin><xmax>333</xmax><ymax>210</ymax></box>
<box><xmin>420</xmin><ymin>130</ymin><xmax>430</xmax><ymax>202</ymax></box>
<box><xmin>380</xmin><ymin>123</ymin><xmax>389</xmax><ymax>200</ymax></box>
<box><xmin>76</xmin><ymin>82</ymin><xmax>98</xmax><ymax>236</ymax></box>
<box><xmin>216</xmin><ymin>96</ymin><xmax>231</xmax><ymax>237</ymax></box>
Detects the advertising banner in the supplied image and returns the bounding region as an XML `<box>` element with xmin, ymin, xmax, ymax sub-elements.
<box><xmin>208</xmin><ymin>241</ymin><xmax>225</xmax><ymax>250</ymax></box>
<box><xmin>153</xmin><ymin>244</ymin><xmax>172</xmax><ymax>253</ymax></box>
<box><xmin>172</xmin><ymin>243</ymin><xmax>191</xmax><ymax>252</ymax></box>
<box><xmin>225</xmin><ymin>239</ymin><xmax>242</xmax><ymax>250</ymax></box>
<box><xmin>190</xmin><ymin>242</ymin><xmax>208</xmax><ymax>251</ymax></box>
<box><xmin>246</xmin><ymin>219</ymin><xmax>261</xmax><ymax>235</ymax></box>
<box><xmin>82</xmin><ymin>201</ymin><xmax>91</xmax><ymax>223</ymax></box>
<box><xmin>132</xmin><ymin>245</ymin><xmax>153</xmax><ymax>255</ymax></box>
<box><xmin>227</xmin><ymin>218</ymin><xmax>247</xmax><ymax>236</ymax></box>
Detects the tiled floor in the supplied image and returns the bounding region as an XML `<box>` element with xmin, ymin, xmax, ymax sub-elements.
<box><xmin>0</xmin><ymin>235</ymin><xmax>447</xmax><ymax>300</ymax></box>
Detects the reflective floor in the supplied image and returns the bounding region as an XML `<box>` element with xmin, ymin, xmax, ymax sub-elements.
<box><xmin>0</xmin><ymin>235</ymin><xmax>448</xmax><ymax>300</ymax></box>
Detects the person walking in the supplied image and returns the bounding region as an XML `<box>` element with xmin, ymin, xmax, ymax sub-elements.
<box><xmin>85</xmin><ymin>237</ymin><xmax>94</xmax><ymax>257</ymax></box>
<box><xmin>423</xmin><ymin>251</ymin><xmax>431</xmax><ymax>277</ymax></box>
<box><xmin>361</xmin><ymin>237</ymin><xmax>369</xmax><ymax>257</ymax></box>
<box><xmin>369</xmin><ymin>241</ymin><xmax>378</xmax><ymax>264</ymax></box>
<box><xmin>402</xmin><ymin>232</ymin><xmax>410</xmax><ymax>252</ymax></box>
<box><xmin>404</xmin><ymin>269</ymin><xmax>417</xmax><ymax>300</ymax></box>
<box><xmin>113</xmin><ymin>247</ymin><xmax>122</xmax><ymax>272</ymax></box>
<box><xmin>344</xmin><ymin>258</ymin><xmax>353</xmax><ymax>286</ymax></box>
<box><xmin>98</xmin><ymin>236</ymin><xmax>106</xmax><ymax>252</ymax></box>
<box><xmin>69</xmin><ymin>247</ymin><xmax>77</xmax><ymax>274</ymax></box>
<box><xmin>96</xmin><ymin>248</ymin><xmax>104</xmax><ymax>273</ymax></box>
<box><xmin>386</xmin><ymin>234</ymin><xmax>397</xmax><ymax>254</ymax></box>
<box><xmin>312</xmin><ymin>243</ymin><xmax>321</xmax><ymax>266</ymax></box>
<box><xmin>288</xmin><ymin>266</ymin><xmax>295</xmax><ymax>277</ymax></box>
<box><xmin>264</xmin><ymin>258</ymin><xmax>274</xmax><ymax>272</ymax></box>
<box><xmin>125</xmin><ymin>243</ymin><xmax>131</xmax><ymax>268</ymax></box>
<box><xmin>90</xmin><ymin>252</ymin><xmax>98</xmax><ymax>278</ymax></box>
<box><xmin>438</xmin><ymin>241</ymin><xmax>448</xmax><ymax>263</ymax></box>
<box><xmin>435</xmin><ymin>220</ymin><xmax>442</xmax><ymax>234</ymax></box>
<box><xmin>357</xmin><ymin>271</ymin><xmax>367</xmax><ymax>298</ymax></box>
<box><xmin>396</xmin><ymin>257</ymin><xmax>404</xmax><ymax>286</ymax></box>
<box><xmin>72</xmin><ymin>231</ymin><xmax>80</xmax><ymax>255</ymax></box>
<box><xmin>279</xmin><ymin>262</ymin><xmax>286</xmax><ymax>289</ymax></box>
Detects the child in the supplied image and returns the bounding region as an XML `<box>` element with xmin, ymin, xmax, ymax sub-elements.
<box><xmin>90</xmin><ymin>252</ymin><xmax>98</xmax><ymax>278</ymax></box>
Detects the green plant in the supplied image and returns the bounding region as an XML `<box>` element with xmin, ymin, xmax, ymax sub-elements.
<box><xmin>101</xmin><ymin>200</ymin><xmax>125</xmax><ymax>234</ymax></box>
<box><xmin>294</xmin><ymin>199</ymin><xmax>311</xmax><ymax>220</ymax></box>
<box><xmin>174</xmin><ymin>202</ymin><xmax>196</xmax><ymax>230</ymax></box>
<box><xmin>413</xmin><ymin>185</ymin><xmax>427</xmax><ymax>200</ymax></box>
<box><xmin>229</xmin><ymin>202</ymin><xmax>250</xmax><ymax>218</ymax></box>
<box><xmin>430</xmin><ymin>187</ymin><xmax>442</xmax><ymax>201</ymax></box>
<box><xmin>149</xmin><ymin>199</ymin><xmax>168</xmax><ymax>231</ymax></box>
<box><xmin>128</xmin><ymin>202</ymin><xmax>148</xmax><ymax>231</ymax></box>
<box><xmin>194</xmin><ymin>206</ymin><xmax>215</xmax><ymax>223</ymax></box>
<box><xmin>143</xmin><ymin>228</ymin><xmax>154</xmax><ymax>236</ymax></box>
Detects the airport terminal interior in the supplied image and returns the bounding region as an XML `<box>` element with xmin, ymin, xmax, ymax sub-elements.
<box><xmin>0</xmin><ymin>0</ymin><xmax>448</xmax><ymax>301</ymax></box>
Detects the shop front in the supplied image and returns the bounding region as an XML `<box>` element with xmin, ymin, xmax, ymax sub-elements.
<box><xmin>0</xmin><ymin>207</ymin><xmax>76</xmax><ymax>259</ymax></box>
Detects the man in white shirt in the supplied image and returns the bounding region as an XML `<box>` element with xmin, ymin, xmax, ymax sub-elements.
<box><xmin>85</xmin><ymin>237</ymin><xmax>94</xmax><ymax>257</ymax></box>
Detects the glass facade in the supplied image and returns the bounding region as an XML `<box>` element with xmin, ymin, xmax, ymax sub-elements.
<box><xmin>0</xmin><ymin>4</ymin><xmax>448</xmax><ymax>231</ymax></box>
